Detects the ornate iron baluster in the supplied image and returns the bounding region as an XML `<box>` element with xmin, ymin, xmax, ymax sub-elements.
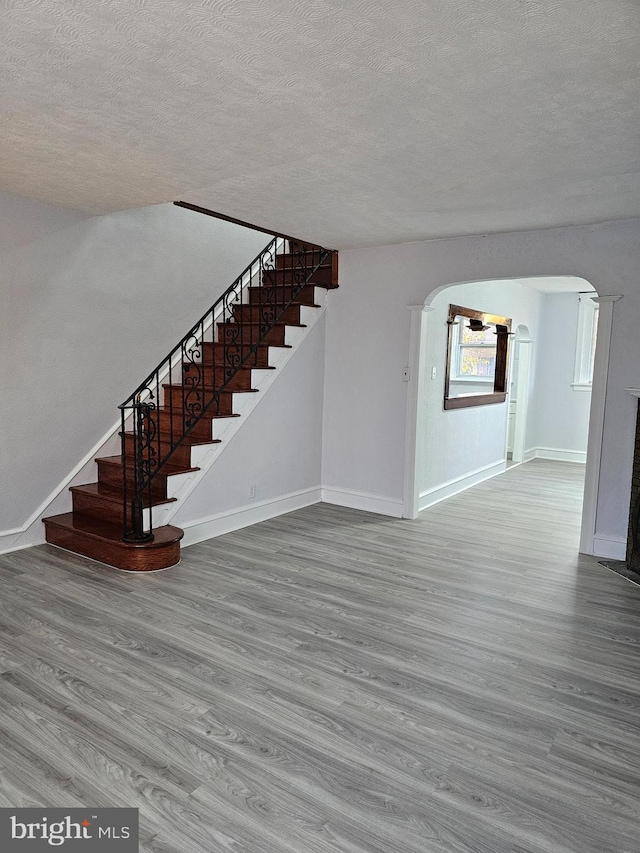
<box><xmin>118</xmin><ymin>236</ymin><xmax>332</xmax><ymax>543</ymax></box>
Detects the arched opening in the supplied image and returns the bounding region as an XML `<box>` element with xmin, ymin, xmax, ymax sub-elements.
<box><xmin>404</xmin><ymin>275</ymin><xmax>610</xmax><ymax>553</ymax></box>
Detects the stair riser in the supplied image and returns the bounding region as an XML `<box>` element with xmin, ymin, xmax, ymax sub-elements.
<box><xmin>182</xmin><ymin>364</ymin><xmax>253</xmax><ymax>390</ymax></box>
<box><xmin>72</xmin><ymin>491</ymin><xmax>152</xmax><ymax>529</ymax></box>
<box><xmin>248</xmin><ymin>284</ymin><xmax>317</xmax><ymax>306</ymax></box>
<box><xmin>200</xmin><ymin>342</ymin><xmax>273</xmax><ymax>367</ymax></box>
<box><xmin>276</xmin><ymin>254</ymin><xmax>329</xmax><ymax>271</ymax></box>
<box><xmin>154</xmin><ymin>411</ymin><xmax>215</xmax><ymax>441</ymax></box>
<box><xmin>96</xmin><ymin>461</ymin><xmax>168</xmax><ymax>500</ymax></box>
<box><xmin>263</xmin><ymin>265</ymin><xmax>332</xmax><ymax>287</ymax></box>
<box><xmin>43</xmin><ymin>521</ymin><xmax>180</xmax><ymax>572</ymax></box>
<box><xmin>233</xmin><ymin>304</ymin><xmax>301</xmax><ymax>325</ymax></box>
<box><xmin>73</xmin><ymin>490</ymin><xmax>123</xmax><ymax>524</ymax></box>
<box><xmin>286</xmin><ymin>241</ymin><xmax>321</xmax><ymax>254</ymax></box>
<box><xmin>164</xmin><ymin>387</ymin><xmax>235</xmax><ymax>415</ymax></box>
<box><xmin>218</xmin><ymin>324</ymin><xmax>287</xmax><ymax>346</ymax></box>
<box><xmin>121</xmin><ymin>434</ymin><xmax>193</xmax><ymax>469</ymax></box>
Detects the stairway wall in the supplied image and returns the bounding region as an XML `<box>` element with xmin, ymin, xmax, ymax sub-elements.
<box><xmin>172</xmin><ymin>315</ymin><xmax>326</xmax><ymax>544</ymax></box>
<box><xmin>0</xmin><ymin>192</ymin><xmax>266</xmax><ymax>537</ymax></box>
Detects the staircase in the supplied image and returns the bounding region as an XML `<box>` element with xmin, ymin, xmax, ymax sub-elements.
<box><xmin>43</xmin><ymin>239</ymin><xmax>338</xmax><ymax>571</ymax></box>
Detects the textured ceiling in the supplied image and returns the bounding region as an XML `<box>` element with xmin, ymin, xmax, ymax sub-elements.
<box><xmin>2</xmin><ymin>0</ymin><xmax>639</xmax><ymax>247</ymax></box>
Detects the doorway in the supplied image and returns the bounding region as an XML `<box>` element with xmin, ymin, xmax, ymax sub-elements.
<box><xmin>403</xmin><ymin>276</ymin><xmax>615</xmax><ymax>555</ymax></box>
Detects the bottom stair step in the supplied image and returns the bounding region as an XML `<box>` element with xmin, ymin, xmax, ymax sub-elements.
<box><xmin>43</xmin><ymin>513</ymin><xmax>183</xmax><ymax>572</ymax></box>
<box><xmin>70</xmin><ymin>483</ymin><xmax>176</xmax><ymax>525</ymax></box>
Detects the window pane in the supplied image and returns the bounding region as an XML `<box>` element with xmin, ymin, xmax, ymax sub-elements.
<box><xmin>460</xmin><ymin>347</ymin><xmax>497</xmax><ymax>377</ymax></box>
<box><xmin>459</xmin><ymin>319</ymin><xmax>496</xmax><ymax>345</ymax></box>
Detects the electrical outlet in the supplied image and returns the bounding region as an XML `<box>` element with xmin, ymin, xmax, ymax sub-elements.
<box><xmin>249</xmin><ymin>484</ymin><xmax>256</xmax><ymax>499</ymax></box>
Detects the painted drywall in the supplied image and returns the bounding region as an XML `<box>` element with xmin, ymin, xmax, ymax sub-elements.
<box><xmin>322</xmin><ymin>218</ymin><xmax>640</xmax><ymax>546</ymax></box>
<box><xmin>0</xmin><ymin>192</ymin><xmax>267</xmax><ymax>534</ymax></box>
<box><xmin>172</xmin><ymin>315</ymin><xmax>325</xmax><ymax>534</ymax></box>
<box><xmin>533</xmin><ymin>292</ymin><xmax>592</xmax><ymax>457</ymax></box>
<box><xmin>418</xmin><ymin>279</ymin><xmax>544</xmax><ymax>500</ymax></box>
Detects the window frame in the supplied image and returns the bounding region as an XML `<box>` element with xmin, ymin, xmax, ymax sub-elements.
<box><xmin>444</xmin><ymin>304</ymin><xmax>512</xmax><ymax>410</ymax></box>
<box><xmin>572</xmin><ymin>294</ymin><xmax>598</xmax><ymax>391</ymax></box>
<box><xmin>452</xmin><ymin>320</ymin><xmax>499</xmax><ymax>382</ymax></box>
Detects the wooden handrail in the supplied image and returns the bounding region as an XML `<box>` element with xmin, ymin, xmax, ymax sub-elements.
<box><xmin>173</xmin><ymin>201</ymin><xmax>334</xmax><ymax>250</ymax></box>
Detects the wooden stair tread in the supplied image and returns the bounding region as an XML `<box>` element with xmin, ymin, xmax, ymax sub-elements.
<box><xmin>96</xmin><ymin>455</ymin><xmax>200</xmax><ymax>476</ymax></box>
<box><xmin>243</xmin><ymin>299</ymin><xmax>321</xmax><ymax>308</ymax></box>
<box><xmin>43</xmin><ymin>513</ymin><xmax>183</xmax><ymax>548</ymax></box>
<box><xmin>70</xmin><ymin>483</ymin><xmax>176</xmax><ymax>507</ymax></box>
<box><xmin>203</xmin><ymin>342</ymin><xmax>292</xmax><ymax>348</ymax></box>
<box><xmin>161</xmin><ymin>384</ymin><xmax>259</xmax><ymax>393</ymax></box>
<box><xmin>120</xmin><ymin>430</ymin><xmax>221</xmax><ymax>448</ymax></box>
<box><xmin>160</xmin><ymin>409</ymin><xmax>241</xmax><ymax>420</ymax></box>
<box><xmin>218</xmin><ymin>321</ymin><xmax>307</xmax><ymax>328</ymax></box>
<box><xmin>182</xmin><ymin>363</ymin><xmax>275</xmax><ymax>371</ymax></box>
<box><xmin>157</xmin><ymin>433</ymin><xmax>222</xmax><ymax>447</ymax></box>
<box><xmin>275</xmin><ymin>264</ymin><xmax>331</xmax><ymax>272</ymax></box>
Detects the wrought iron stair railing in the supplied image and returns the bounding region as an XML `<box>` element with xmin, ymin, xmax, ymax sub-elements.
<box><xmin>119</xmin><ymin>238</ymin><xmax>331</xmax><ymax>543</ymax></box>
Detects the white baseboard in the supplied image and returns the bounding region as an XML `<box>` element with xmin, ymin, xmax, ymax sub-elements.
<box><xmin>181</xmin><ymin>487</ymin><xmax>322</xmax><ymax>548</ymax></box>
<box><xmin>321</xmin><ymin>487</ymin><xmax>404</xmax><ymax>518</ymax></box>
<box><xmin>0</xmin><ymin>528</ymin><xmax>30</xmax><ymax>556</ymax></box>
<box><xmin>524</xmin><ymin>448</ymin><xmax>537</xmax><ymax>462</ymax></box>
<box><xmin>591</xmin><ymin>533</ymin><xmax>626</xmax><ymax>560</ymax></box>
<box><xmin>534</xmin><ymin>447</ymin><xmax>587</xmax><ymax>464</ymax></box>
<box><xmin>418</xmin><ymin>459</ymin><xmax>506</xmax><ymax>512</ymax></box>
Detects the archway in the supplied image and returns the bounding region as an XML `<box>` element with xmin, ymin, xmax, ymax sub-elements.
<box><xmin>403</xmin><ymin>276</ymin><xmax>617</xmax><ymax>554</ymax></box>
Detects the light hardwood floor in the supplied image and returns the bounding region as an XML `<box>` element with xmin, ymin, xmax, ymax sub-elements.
<box><xmin>0</xmin><ymin>460</ymin><xmax>639</xmax><ymax>852</ymax></box>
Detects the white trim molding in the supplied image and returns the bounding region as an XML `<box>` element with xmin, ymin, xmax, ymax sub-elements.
<box><xmin>510</xmin><ymin>336</ymin><xmax>533</xmax><ymax>464</ymax></box>
<box><xmin>322</xmin><ymin>486</ymin><xmax>404</xmax><ymax>518</ymax></box>
<box><xmin>592</xmin><ymin>533</ymin><xmax>626</xmax><ymax>561</ymax></box>
<box><xmin>418</xmin><ymin>460</ymin><xmax>506</xmax><ymax>512</ymax></box>
<box><xmin>573</xmin><ymin>293</ymin><xmax>598</xmax><ymax>387</ymax></box>
<box><xmin>534</xmin><ymin>447</ymin><xmax>587</xmax><ymax>464</ymax></box>
<box><xmin>571</xmin><ymin>383</ymin><xmax>593</xmax><ymax>392</ymax></box>
<box><xmin>580</xmin><ymin>294</ymin><xmax>623</xmax><ymax>555</ymax></box>
<box><xmin>403</xmin><ymin>304</ymin><xmax>434</xmax><ymax>519</ymax></box>
<box><xmin>181</xmin><ymin>487</ymin><xmax>322</xmax><ymax>548</ymax></box>
<box><xmin>0</xmin><ymin>528</ymin><xmax>28</xmax><ymax>556</ymax></box>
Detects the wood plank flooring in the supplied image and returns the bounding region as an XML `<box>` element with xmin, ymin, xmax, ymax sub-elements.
<box><xmin>0</xmin><ymin>459</ymin><xmax>639</xmax><ymax>852</ymax></box>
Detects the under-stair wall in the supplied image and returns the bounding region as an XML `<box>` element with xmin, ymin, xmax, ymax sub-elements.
<box><xmin>171</xmin><ymin>314</ymin><xmax>326</xmax><ymax>545</ymax></box>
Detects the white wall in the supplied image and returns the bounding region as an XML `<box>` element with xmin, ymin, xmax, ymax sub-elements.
<box><xmin>323</xmin><ymin>218</ymin><xmax>640</xmax><ymax>550</ymax></box>
<box><xmin>172</xmin><ymin>316</ymin><xmax>325</xmax><ymax>537</ymax></box>
<box><xmin>418</xmin><ymin>279</ymin><xmax>543</xmax><ymax>503</ymax></box>
<box><xmin>533</xmin><ymin>292</ymin><xmax>592</xmax><ymax>458</ymax></box>
<box><xmin>0</xmin><ymin>192</ymin><xmax>267</xmax><ymax>534</ymax></box>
